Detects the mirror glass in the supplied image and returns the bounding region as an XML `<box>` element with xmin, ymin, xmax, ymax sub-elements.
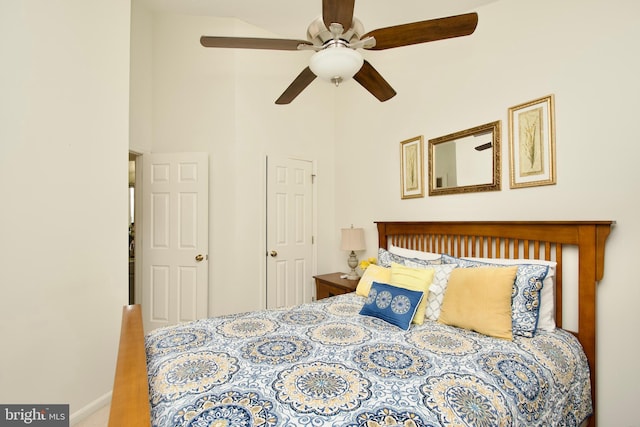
<box><xmin>428</xmin><ymin>121</ymin><xmax>501</xmax><ymax>196</ymax></box>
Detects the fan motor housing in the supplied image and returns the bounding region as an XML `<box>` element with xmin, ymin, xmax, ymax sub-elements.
<box><xmin>306</xmin><ymin>16</ymin><xmax>365</xmax><ymax>46</ymax></box>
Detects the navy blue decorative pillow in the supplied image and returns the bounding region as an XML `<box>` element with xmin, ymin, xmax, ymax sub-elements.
<box><xmin>359</xmin><ymin>281</ymin><xmax>425</xmax><ymax>330</ymax></box>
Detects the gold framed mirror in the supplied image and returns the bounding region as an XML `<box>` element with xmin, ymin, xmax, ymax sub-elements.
<box><xmin>428</xmin><ymin>120</ymin><xmax>501</xmax><ymax>196</ymax></box>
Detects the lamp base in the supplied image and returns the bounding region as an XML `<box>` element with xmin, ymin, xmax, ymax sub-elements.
<box><xmin>346</xmin><ymin>250</ymin><xmax>360</xmax><ymax>280</ymax></box>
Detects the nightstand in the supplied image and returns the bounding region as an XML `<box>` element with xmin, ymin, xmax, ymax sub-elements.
<box><xmin>313</xmin><ymin>272</ymin><xmax>359</xmax><ymax>300</ymax></box>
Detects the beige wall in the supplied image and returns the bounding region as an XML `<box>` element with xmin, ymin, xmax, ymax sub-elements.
<box><xmin>0</xmin><ymin>0</ymin><xmax>130</xmax><ymax>423</ymax></box>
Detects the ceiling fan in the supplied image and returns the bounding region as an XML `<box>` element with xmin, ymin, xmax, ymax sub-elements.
<box><xmin>200</xmin><ymin>0</ymin><xmax>478</xmax><ymax>104</ymax></box>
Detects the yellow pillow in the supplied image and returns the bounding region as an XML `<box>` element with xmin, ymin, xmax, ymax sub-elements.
<box><xmin>356</xmin><ymin>264</ymin><xmax>391</xmax><ymax>297</ymax></box>
<box><xmin>438</xmin><ymin>266</ymin><xmax>517</xmax><ymax>340</ymax></box>
<box><xmin>389</xmin><ymin>263</ymin><xmax>435</xmax><ymax>325</ymax></box>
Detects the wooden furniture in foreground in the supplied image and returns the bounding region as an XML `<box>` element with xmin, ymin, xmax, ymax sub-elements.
<box><xmin>314</xmin><ymin>272</ymin><xmax>359</xmax><ymax>299</ymax></box>
<box><xmin>108</xmin><ymin>305</ymin><xmax>150</xmax><ymax>427</ymax></box>
<box><xmin>108</xmin><ymin>221</ymin><xmax>613</xmax><ymax>427</ymax></box>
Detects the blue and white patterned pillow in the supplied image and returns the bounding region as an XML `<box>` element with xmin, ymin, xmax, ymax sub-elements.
<box><xmin>378</xmin><ymin>248</ymin><xmax>437</xmax><ymax>269</ymax></box>
<box><xmin>359</xmin><ymin>281</ymin><xmax>425</xmax><ymax>330</ymax></box>
<box><xmin>441</xmin><ymin>254</ymin><xmax>548</xmax><ymax>337</ymax></box>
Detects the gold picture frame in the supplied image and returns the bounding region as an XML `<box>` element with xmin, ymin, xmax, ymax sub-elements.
<box><xmin>400</xmin><ymin>135</ymin><xmax>424</xmax><ymax>199</ymax></box>
<box><xmin>508</xmin><ymin>94</ymin><xmax>556</xmax><ymax>188</ymax></box>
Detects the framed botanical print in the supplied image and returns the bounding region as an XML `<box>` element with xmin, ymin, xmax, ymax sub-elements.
<box><xmin>400</xmin><ymin>135</ymin><xmax>424</xmax><ymax>199</ymax></box>
<box><xmin>508</xmin><ymin>94</ymin><xmax>556</xmax><ymax>188</ymax></box>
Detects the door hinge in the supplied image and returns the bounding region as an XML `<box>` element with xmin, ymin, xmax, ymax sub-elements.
<box><xmin>311</xmin><ymin>173</ymin><xmax>316</xmax><ymax>183</ymax></box>
<box><xmin>312</xmin><ymin>236</ymin><xmax>315</xmax><ymax>244</ymax></box>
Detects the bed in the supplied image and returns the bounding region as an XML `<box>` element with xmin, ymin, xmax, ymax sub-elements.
<box><xmin>109</xmin><ymin>220</ymin><xmax>613</xmax><ymax>427</ymax></box>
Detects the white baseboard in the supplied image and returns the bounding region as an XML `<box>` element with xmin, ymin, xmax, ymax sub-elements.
<box><xmin>70</xmin><ymin>391</ymin><xmax>112</xmax><ymax>426</ymax></box>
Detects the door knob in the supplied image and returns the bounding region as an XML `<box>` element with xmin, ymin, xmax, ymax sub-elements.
<box><xmin>269</xmin><ymin>250</ymin><xmax>278</xmax><ymax>257</ymax></box>
<box><xmin>195</xmin><ymin>254</ymin><xmax>205</xmax><ymax>262</ymax></box>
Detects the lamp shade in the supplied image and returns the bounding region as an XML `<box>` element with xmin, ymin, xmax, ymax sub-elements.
<box><xmin>341</xmin><ymin>227</ymin><xmax>365</xmax><ymax>251</ymax></box>
<box><xmin>309</xmin><ymin>47</ymin><xmax>363</xmax><ymax>83</ymax></box>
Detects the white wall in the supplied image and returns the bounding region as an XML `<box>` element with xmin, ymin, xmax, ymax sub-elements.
<box><xmin>130</xmin><ymin>1</ymin><xmax>153</xmax><ymax>154</ymax></box>
<box><xmin>0</xmin><ymin>0</ymin><xmax>130</xmax><ymax>422</ymax></box>
<box><xmin>333</xmin><ymin>0</ymin><xmax>640</xmax><ymax>424</ymax></box>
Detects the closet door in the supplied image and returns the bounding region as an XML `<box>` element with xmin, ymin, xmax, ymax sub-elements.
<box><xmin>266</xmin><ymin>156</ymin><xmax>314</xmax><ymax>309</ymax></box>
<box><xmin>141</xmin><ymin>152</ymin><xmax>209</xmax><ymax>331</ymax></box>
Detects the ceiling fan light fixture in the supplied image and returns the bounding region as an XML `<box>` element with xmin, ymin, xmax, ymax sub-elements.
<box><xmin>309</xmin><ymin>46</ymin><xmax>363</xmax><ymax>86</ymax></box>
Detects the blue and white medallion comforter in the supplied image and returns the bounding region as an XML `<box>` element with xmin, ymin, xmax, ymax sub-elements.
<box><xmin>145</xmin><ymin>293</ymin><xmax>592</xmax><ymax>426</ymax></box>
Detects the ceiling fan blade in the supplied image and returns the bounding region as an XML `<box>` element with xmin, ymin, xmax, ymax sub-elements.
<box><xmin>275</xmin><ymin>67</ymin><xmax>317</xmax><ymax>104</ymax></box>
<box><xmin>322</xmin><ymin>0</ymin><xmax>355</xmax><ymax>32</ymax></box>
<box><xmin>353</xmin><ymin>61</ymin><xmax>396</xmax><ymax>102</ymax></box>
<box><xmin>362</xmin><ymin>12</ymin><xmax>478</xmax><ymax>50</ymax></box>
<box><xmin>200</xmin><ymin>36</ymin><xmax>312</xmax><ymax>51</ymax></box>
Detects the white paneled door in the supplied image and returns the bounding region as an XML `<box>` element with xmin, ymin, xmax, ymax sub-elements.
<box><xmin>266</xmin><ymin>157</ymin><xmax>314</xmax><ymax>309</ymax></box>
<box><xmin>141</xmin><ymin>152</ymin><xmax>209</xmax><ymax>331</ymax></box>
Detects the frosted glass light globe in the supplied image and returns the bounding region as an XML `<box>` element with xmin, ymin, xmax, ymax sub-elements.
<box><xmin>309</xmin><ymin>47</ymin><xmax>364</xmax><ymax>85</ymax></box>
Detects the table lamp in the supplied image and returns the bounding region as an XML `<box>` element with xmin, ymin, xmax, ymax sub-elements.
<box><xmin>340</xmin><ymin>225</ymin><xmax>366</xmax><ymax>280</ymax></box>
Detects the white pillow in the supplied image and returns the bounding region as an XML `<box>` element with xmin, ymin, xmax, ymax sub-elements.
<box><xmin>459</xmin><ymin>256</ymin><xmax>557</xmax><ymax>331</ymax></box>
<box><xmin>389</xmin><ymin>243</ymin><xmax>442</xmax><ymax>262</ymax></box>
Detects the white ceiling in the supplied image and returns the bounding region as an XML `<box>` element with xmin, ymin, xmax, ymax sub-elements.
<box><xmin>136</xmin><ymin>0</ymin><xmax>498</xmax><ymax>39</ymax></box>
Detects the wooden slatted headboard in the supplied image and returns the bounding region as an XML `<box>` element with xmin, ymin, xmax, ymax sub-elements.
<box><xmin>376</xmin><ymin>220</ymin><xmax>613</xmax><ymax>427</ymax></box>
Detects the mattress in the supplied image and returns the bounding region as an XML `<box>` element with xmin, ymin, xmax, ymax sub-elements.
<box><xmin>145</xmin><ymin>292</ymin><xmax>592</xmax><ymax>426</ymax></box>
